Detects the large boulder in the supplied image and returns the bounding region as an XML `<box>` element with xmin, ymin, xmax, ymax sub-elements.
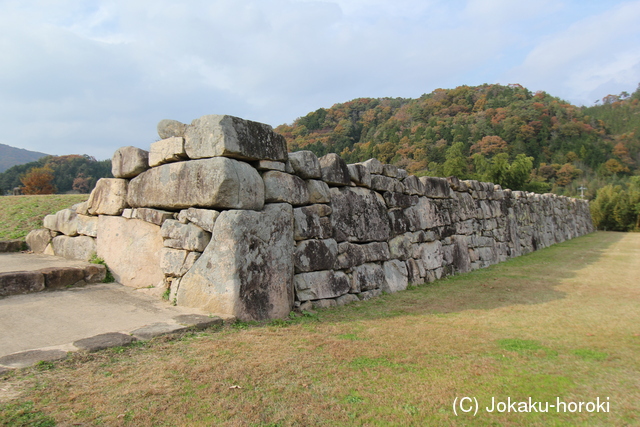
<box><xmin>50</xmin><ymin>235</ymin><xmax>96</xmax><ymax>261</ymax></box>
<box><xmin>294</xmin><ymin>270</ymin><xmax>350</xmax><ymax>301</ymax></box>
<box><xmin>294</xmin><ymin>239</ymin><xmax>338</xmax><ymax>273</ymax></box>
<box><xmin>87</xmin><ymin>178</ymin><xmax>129</xmax><ymax>216</ymax></box>
<box><xmin>161</xmin><ymin>220</ymin><xmax>211</xmax><ymax>252</ymax></box>
<box><xmin>351</xmin><ymin>263</ymin><xmax>386</xmax><ymax>293</ymax></box>
<box><xmin>25</xmin><ymin>229</ymin><xmax>55</xmax><ymax>253</ymax></box>
<box><xmin>127</xmin><ymin>157</ymin><xmax>264</xmax><ymax>211</ymax></box>
<box><xmin>330</xmin><ymin>187</ymin><xmax>390</xmax><ymax>242</ymax></box>
<box><xmin>318</xmin><ymin>153</ymin><xmax>350</xmax><ymax>186</ymax></box>
<box><xmin>177</xmin><ymin>203</ymin><xmax>294</xmax><ymax>321</ymax></box>
<box><xmin>149</xmin><ymin>137</ymin><xmax>187</xmax><ymax>167</ymax></box>
<box><xmin>97</xmin><ymin>216</ymin><xmax>165</xmax><ymax>288</ymax></box>
<box><xmin>288</xmin><ymin>151</ymin><xmax>321</xmax><ymax>179</ymax></box>
<box><xmin>43</xmin><ymin>209</ymin><xmax>78</xmax><ymax>236</ymax></box>
<box><xmin>263</xmin><ymin>171</ymin><xmax>310</xmax><ymax>206</ymax></box>
<box><xmin>184</xmin><ymin>115</ymin><xmax>287</xmax><ymax>161</ymax></box>
<box><xmin>157</xmin><ymin>119</ymin><xmax>187</xmax><ymax>139</ymax></box>
<box><xmin>112</xmin><ymin>146</ymin><xmax>150</xmax><ymax>178</ymax></box>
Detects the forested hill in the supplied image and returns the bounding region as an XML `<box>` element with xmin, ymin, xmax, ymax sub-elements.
<box><xmin>276</xmin><ymin>83</ymin><xmax>640</xmax><ymax>196</ymax></box>
<box><xmin>0</xmin><ymin>143</ymin><xmax>49</xmax><ymax>173</ymax></box>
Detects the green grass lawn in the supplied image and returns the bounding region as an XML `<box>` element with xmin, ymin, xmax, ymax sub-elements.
<box><xmin>1</xmin><ymin>231</ymin><xmax>638</xmax><ymax>426</ymax></box>
<box><xmin>0</xmin><ymin>194</ymin><xmax>87</xmax><ymax>240</ymax></box>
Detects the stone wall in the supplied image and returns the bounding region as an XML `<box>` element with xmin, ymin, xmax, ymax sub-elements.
<box><xmin>27</xmin><ymin>114</ymin><xmax>595</xmax><ymax>320</ymax></box>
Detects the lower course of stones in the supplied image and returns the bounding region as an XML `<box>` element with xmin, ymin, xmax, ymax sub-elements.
<box><xmin>22</xmin><ymin>114</ymin><xmax>594</xmax><ymax>321</ymax></box>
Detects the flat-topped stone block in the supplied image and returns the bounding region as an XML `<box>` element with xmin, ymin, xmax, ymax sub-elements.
<box><xmin>184</xmin><ymin>114</ymin><xmax>288</xmax><ymax>161</ymax></box>
<box><xmin>127</xmin><ymin>157</ymin><xmax>265</xmax><ymax>211</ymax></box>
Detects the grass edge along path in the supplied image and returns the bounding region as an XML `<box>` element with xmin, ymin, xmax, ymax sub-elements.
<box><xmin>1</xmin><ymin>231</ymin><xmax>638</xmax><ymax>426</ymax></box>
<box><xmin>0</xmin><ymin>194</ymin><xmax>88</xmax><ymax>240</ymax></box>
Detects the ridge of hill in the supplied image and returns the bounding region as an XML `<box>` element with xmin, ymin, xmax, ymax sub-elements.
<box><xmin>0</xmin><ymin>143</ymin><xmax>49</xmax><ymax>173</ymax></box>
<box><xmin>276</xmin><ymin>83</ymin><xmax>640</xmax><ymax>196</ymax></box>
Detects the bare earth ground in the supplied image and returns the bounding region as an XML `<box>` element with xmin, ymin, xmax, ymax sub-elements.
<box><xmin>1</xmin><ymin>231</ymin><xmax>638</xmax><ymax>426</ymax></box>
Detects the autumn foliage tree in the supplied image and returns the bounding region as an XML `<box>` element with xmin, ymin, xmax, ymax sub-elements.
<box><xmin>20</xmin><ymin>166</ymin><xmax>57</xmax><ymax>194</ymax></box>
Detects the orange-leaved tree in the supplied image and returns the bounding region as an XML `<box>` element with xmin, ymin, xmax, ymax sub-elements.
<box><xmin>20</xmin><ymin>166</ymin><xmax>57</xmax><ymax>195</ymax></box>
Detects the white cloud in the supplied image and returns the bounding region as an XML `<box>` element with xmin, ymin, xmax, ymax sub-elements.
<box><xmin>508</xmin><ymin>0</ymin><xmax>640</xmax><ymax>104</ymax></box>
<box><xmin>0</xmin><ymin>0</ymin><xmax>638</xmax><ymax>158</ymax></box>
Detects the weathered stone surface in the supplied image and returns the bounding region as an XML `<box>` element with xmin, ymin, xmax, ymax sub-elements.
<box><xmin>161</xmin><ymin>220</ymin><xmax>211</xmax><ymax>252</ymax></box>
<box><xmin>382</xmin><ymin>164</ymin><xmax>398</xmax><ymax>178</ymax></box>
<box><xmin>447</xmin><ymin>176</ymin><xmax>469</xmax><ymax>192</ymax></box>
<box><xmin>76</xmin><ymin>215</ymin><xmax>98</xmax><ymax>237</ymax></box>
<box><xmin>403</xmin><ymin>197</ymin><xmax>439</xmax><ymax>231</ymax></box>
<box><xmin>128</xmin><ymin>158</ymin><xmax>264</xmax><ymax>211</ymax></box>
<box><xmin>388</xmin><ymin>234</ymin><xmax>412</xmax><ymax>260</ymax></box>
<box><xmin>370</xmin><ymin>175</ymin><xmax>403</xmax><ymax>193</ymax></box>
<box><xmin>347</xmin><ymin>163</ymin><xmax>371</xmax><ymax>187</ymax></box>
<box><xmin>97</xmin><ymin>216</ymin><xmax>164</xmax><ymax>288</ymax></box>
<box><xmin>263</xmin><ymin>171</ymin><xmax>310</xmax><ymax>205</ymax></box>
<box><xmin>402</xmin><ymin>175</ymin><xmax>424</xmax><ymax>196</ymax></box>
<box><xmin>334</xmin><ymin>242</ymin><xmax>390</xmax><ymax>269</ymax></box>
<box><xmin>312</xmin><ymin>298</ymin><xmax>337</xmax><ymax>309</ymax></box>
<box><xmin>397</xmin><ymin>169</ymin><xmax>408</xmax><ymax>179</ymax></box>
<box><xmin>415</xmin><ymin>241</ymin><xmax>443</xmax><ymax>270</ymax></box>
<box><xmin>306</xmin><ymin>179</ymin><xmax>331</xmax><ymax>204</ymax></box>
<box><xmin>383</xmin><ymin>192</ymin><xmax>418</xmax><ymax>208</ymax></box>
<box><xmin>43</xmin><ymin>208</ymin><xmax>78</xmax><ymax>236</ymax></box>
<box><xmin>74</xmin><ymin>332</ymin><xmax>137</xmax><ymax>352</ymax></box>
<box><xmin>149</xmin><ymin>137</ymin><xmax>187</xmax><ymax>167</ymax></box>
<box><xmin>157</xmin><ymin>119</ymin><xmax>187</xmax><ymax>139</ymax></box>
<box><xmin>0</xmin><ymin>349</ymin><xmax>67</xmax><ymax>369</ymax></box>
<box><xmin>177</xmin><ymin>208</ymin><xmax>219</xmax><ymax>232</ymax></box>
<box><xmin>161</xmin><ymin>248</ymin><xmax>201</xmax><ymax>277</ymax></box>
<box><xmin>288</xmin><ymin>150</ymin><xmax>321</xmax><ymax>179</ymax></box>
<box><xmin>294</xmin><ymin>239</ymin><xmax>338</xmax><ymax>273</ymax></box>
<box><xmin>293</xmin><ymin>204</ymin><xmax>333</xmax><ymax>240</ymax></box>
<box><xmin>173</xmin><ymin>314</ymin><xmax>224</xmax><ymax>330</ymax></box>
<box><xmin>382</xmin><ymin>260</ymin><xmax>408</xmax><ymax>293</ymax></box>
<box><xmin>84</xmin><ymin>264</ymin><xmax>107</xmax><ymax>283</ymax></box>
<box><xmin>133</xmin><ymin>208</ymin><xmax>175</xmax><ymax>226</ymax></box>
<box><xmin>294</xmin><ymin>270</ymin><xmax>350</xmax><ymax>301</ymax></box>
<box><xmin>40</xmin><ymin>267</ymin><xmax>86</xmax><ymax>289</ymax></box>
<box><xmin>112</xmin><ymin>146</ymin><xmax>150</xmax><ymax>178</ymax></box>
<box><xmin>25</xmin><ymin>229</ymin><xmax>54</xmax><ymax>253</ymax></box>
<box><xmin>331</xmin><ymin>187</ymin><xmax>390</xmax><ymax>243</ymax></box>
<box><xmin>361</xmin><ymin>158</ymin><xmax>384</xmax><ymax>175</ymax></box>
<box><xmin>420</xmin><ymin>176</ymin><xmax>452</xmax><ymax>199</ymax></box>
<box><xmin>184</xmin><ymin>114</ymin><xmax>287</xmax><ymax>161</ymax></box>
<box><xmin>357</xmin><ymin>289</ymin><xmax>383</xmax><ymax>300</ymax></box>
<box><xmin>318</xmin><ymin>153</ymin><xmax>350</xmax><ymax>186</ymax></box>
<box><xmin>0</xmin><ymin>271</ymin><xmax>45</xmax><ymax>297</ymax></box>
<box><xmin>87</xmin><ymin>178</ymin><xmax>129</xmax><ymax>216</ymax></box>
<box><xmin>255</xmin><ymin>160</ymin><xmax>286</xmax><ymax>172</ymax></box>
<box><xmin>336</xmin><ymin>293</ymin><xmax>359</xmax><ymax>306</ymax></box>
<box><xmin>0</xmin><ymin>239</ymin><xmax>25</xmax><ymax>253</ymax></box>
<box><xmin>177</xmin><ymin>204</ymin><xmax>294</xmax><ymax>321</ymax></box>
<box><xmin>406</xmin><ymin>258</ymin><xmax>425</xmax><ymax>285</ymax></box>
<box><xmin>351</xmin><ymin>263</ymin><xmax>385</xmax><ymax>293</ymax></box>
<box><xmin>75</xmin><ymin>201</ymin><xmax>89</xmax><ymax>215</ymax></box>
<box><xmin>51</xmin><ymin>235</ymin><xmax>96</xmax><ymax>261</ymax></box>
<box><xmin>131</xmin><ymin>323</ymin><xmax>189</xmax><ymax>340</ymax></box>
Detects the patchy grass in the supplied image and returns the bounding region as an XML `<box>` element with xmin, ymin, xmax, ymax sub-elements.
<box><xmin>1</xmin><ymin>231</ymin><xmax>639</xmax><ymax>426</ymax></box>
<box><xmin>0</xmin><ymin>194</ymin><xmax>87</xmax><ymax>240</ymax></box>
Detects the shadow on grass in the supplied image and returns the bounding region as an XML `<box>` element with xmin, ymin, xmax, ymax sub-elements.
<box><xmin>310</xmin><ymin>231</ymin><xmax>627</xmax><ymax>323</ymax></box>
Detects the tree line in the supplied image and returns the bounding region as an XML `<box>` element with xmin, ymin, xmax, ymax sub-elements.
<box><xmin>0</xmin><ymin>155</ymin><xmax>112</xmax><ymax>195</ymax></box>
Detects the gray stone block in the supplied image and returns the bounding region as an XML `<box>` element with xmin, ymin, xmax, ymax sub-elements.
<box><xmin>184</xmin><ymin>114</ymin><xmax>287</xmax><ymax>161</ymax></box>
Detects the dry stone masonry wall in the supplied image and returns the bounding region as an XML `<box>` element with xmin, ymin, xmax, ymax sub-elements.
<box><xmin>26</xmin><ymin>114</ymin><xmax>595</xmax><ymax>320</ymax></box>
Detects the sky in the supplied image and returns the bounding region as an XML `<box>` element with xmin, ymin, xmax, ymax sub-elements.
<box><xmin>1</xmin><ymin>0</ymin><xmax>639</xmax><ymax>160</ymax></box>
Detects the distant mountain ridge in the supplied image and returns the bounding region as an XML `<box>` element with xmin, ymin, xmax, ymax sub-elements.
<box><xmin>0</xmin><ymin>143</ymin><xmax>49</xmax><ymax>173</ymax></box>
